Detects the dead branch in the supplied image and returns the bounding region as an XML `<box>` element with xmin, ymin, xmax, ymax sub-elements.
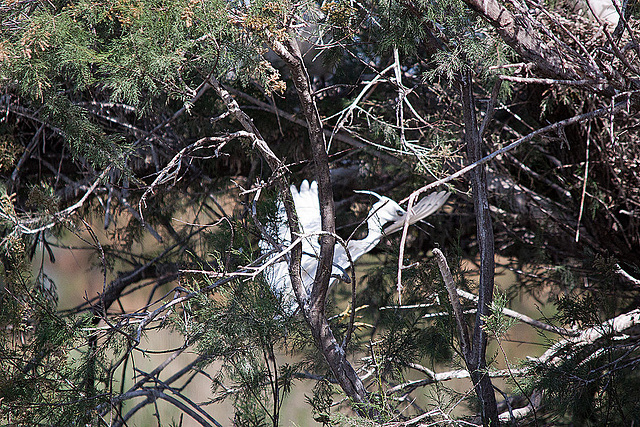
<box><xmin>455</xmin><ymin>288</ymin><xmax>578</xmax><ymax>337</ymax></box>
<box><xmin>401</xmin><ymin>98</ymin><xmax>631</xmax><ymax>204</ymax></box>
<box><xmin>138</xmin><ymin>132</ymin><xmax>252</xmax><ymax>224</ymax></box>
<box><xmin>433</xmin><ymin>248</ymin><xmax>472</xmax><ymax>359</ymax></box>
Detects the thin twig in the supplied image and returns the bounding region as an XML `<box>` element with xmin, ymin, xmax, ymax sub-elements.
<box><xmin>575</xmin><ymin>122</ymin><xmax>591</xmax><ymax>242</ymax></box>
<box><xmin>228</xmin><ymin>87</ymin><xmax>404</xmax><ymax>166</ymax></box>
<box><xmin>327</xmin><ymin>62</ymin><xmax>395</xmax><ymax>152</ymax></box>
<box><xmin>400</xmin><ymin>100</ymin><xmax>629</xmax><ymax>204</ymax></box>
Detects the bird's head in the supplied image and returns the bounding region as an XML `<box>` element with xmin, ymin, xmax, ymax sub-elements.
<box><xmin>372</xmin><ymin>196</ymin><xmax>406</xmax><ymax>224</ymax></box>
<box><xmin>355</xmin><ymin>191</ymin><xmax>406</xmax><ymax>227</ymax></box>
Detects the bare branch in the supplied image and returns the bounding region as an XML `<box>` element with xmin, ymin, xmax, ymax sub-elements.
<box><xmin>433</xmin><ymin>249</ymin><xmax>472</xmax><ymax>359</ymax></box>
<box><xmin>479</xmin><ymin>79</ymin><xmax>501</xmax><ymax>139</ymax></box>
<box><xmin>615</xmin><ymin>264</ymin><xmax>640</xmax><ymax>287</ymax></box>
<box><xmin>387</xmin><ymin>367</ymin><xmax>528</xmax><ymax>394</ymax></box>
<box><xmin>455</xmin><ymin>288</ymin><xmax>579</xmax><ymax>337</ymax></box>
<box><xmin>401</xmin><ymin>99</ymin><xmax>631</xmax><ymax>204</ymax></box>
<box><xmin>498</xmin><ymin>75</ymin><xmax>603</xmax><ymax>86</ymax></box>
<box><xmin>459</xmin><ymin>0</ymin><xmax>591</xmax><ymax>80</ymax></box>
<box><xmin>535</xmin><ymin>308</ymin><xmax>640</xmax><ymax>367</ymax></box>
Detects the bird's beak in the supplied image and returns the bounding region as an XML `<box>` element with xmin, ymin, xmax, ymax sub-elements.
<box><xmin>353</xmin><ymin>189</ymin><xmax>383</xmax><ymax>200</ymax></box>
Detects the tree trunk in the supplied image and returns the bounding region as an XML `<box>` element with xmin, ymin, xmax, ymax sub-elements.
<box><xmin>460</xmin><ymin>69</ymin><xmax>499</xmax><ymax>426</ymax></box>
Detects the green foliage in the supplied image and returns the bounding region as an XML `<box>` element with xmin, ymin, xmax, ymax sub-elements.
<box><xmin>528</xmin><ymin>340</ymin><xmax>640</xmax><ymax>424</ymax></box>
<box><xmin>553</xmin><ymin>254</ymin><xmax>629</xmax><ymax>328</ymax></box>
<box><xmin>0</xmin><ymin>0</ymin><xmax>274</xmax><ymax>170</ymax></box>
<box><xmin>307</xmin><ymin>379</ymin><xmax>336</xmax><ymax>424</ymax></box>
<box><xmin>482</xmin><ymin>292</ymin><xmax>518</xmax><ymax>338</ymax></box>
<box><xmin>174</xmin><ymin>267</ymin><xmax>309</xmax><ymax>425</ymax></box>
<box><xmin>556</xmin><ymin>292</ymin><xmax>600</xmax><ymax>327</ymax></box>
<box><xmin>425</xmin><ymin>48</ymin><xmax>467</xmax><ymax>83</ymax></box>
<box><xmin>369</xmin><ymin>119</ymin><xmax>401</xmax><ymax>147</ymax></box>
<box><xmin>374</xmin><ymin>0</ymin><xmax>429</xmax><ymax>56</ymax></box>
<box><xmin>416</xmin><ymin>0</ymin><xmax>512</xmax><ymax>82</ymax></box>
<box><xmin>27</xmin><ymin>182</ymin><xmax>59</xmax><ymax>214</ymax></box>
<box><xmin>0</xmin><ymin>303</ymin><xmax>104</xmax><ymax>425</ymax></box>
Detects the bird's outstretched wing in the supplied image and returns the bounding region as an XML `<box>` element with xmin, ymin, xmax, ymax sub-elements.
<box><xmin>291</xmin><ymin>180</ymin><xmax>321</xmax><ymax>236</ymax></box>
<box><xmin>260</xmin><ymin>180</ymin><xmax>323</xmax><ymax>309</ymax></box>
<box><xmin>383</xmin><ymin>190</ymin><xmax>450</xmax><ymax>234</ymax></box>
<box><xmin>262</xmin><ymin>183</ymin><xmax>449</xmax><ymax>312</ymax></box>
<box><xmin>263</xmin><ymin>180</ymin><xmax>321</xmax><ymax>248</ymax></box>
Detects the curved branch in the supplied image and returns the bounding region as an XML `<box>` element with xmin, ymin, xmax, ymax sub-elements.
<box><xmin>269</xmin><ymin>35</ymin><xmax>371</xmax><ymax>411</ymax></box>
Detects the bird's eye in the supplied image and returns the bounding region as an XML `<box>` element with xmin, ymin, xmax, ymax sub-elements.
<box><xmin>396</xmin><ymin>210</ymin><xmax>404</xmax><ymax>216</ymax></box>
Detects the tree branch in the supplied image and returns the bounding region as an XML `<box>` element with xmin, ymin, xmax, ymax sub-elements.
<box><xmin>433</xmin><ymin>249</ymin><xmax>472</xmax><ymax>359</ymax></box>
<box><xmin>269</xmin><ymin>35</ymin><xmax>371</xmax><ymax>411</ymax></box>
<box><xmin>401</xmin><ymin>98</ymin><xmax>631</xmax><ymax>203</ymax></box>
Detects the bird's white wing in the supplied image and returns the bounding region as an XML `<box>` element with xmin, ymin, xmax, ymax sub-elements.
<box><xmin>262</xmin><ymin>183</ymin><xmax>449</xmax><ymax>313</ymax></box>
<box><xmin>383</xmin><ymin>190</ymin><xmax>450</xmax><ymax>234</ymax></box>
<box><xmin>291</xmin><ymin>180</ymin><xmax>322</xmax><ymax>236</ymax></box>
<box><xmin>289</xmin><ymin>180</ymin><xmax>324</xmax><ymax>291</ymax></box>
<box><xmin>260</xmin><ymin>180</ymin><xmax>322</xmax><ymax>248</ymax></box>
<box><xmin>261</xmin><ymin>180</ymin><xmax>323</xmax><ymax>311</ymax></box>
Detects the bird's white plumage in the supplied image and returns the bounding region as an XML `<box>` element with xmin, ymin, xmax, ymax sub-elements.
<box><xmin>384</xmin><ymin>190</ymin><xmax>450</xmax><ymax>234</ymax></box>
<box><xmin>259</xmin><ymin>180</ymin><xmax>323</xmax><ymax>309</ymax></box>
<box><xmin>260</xmin><ymin>180</ymin><xmax>449</xmax><ymax>312</ymax></box>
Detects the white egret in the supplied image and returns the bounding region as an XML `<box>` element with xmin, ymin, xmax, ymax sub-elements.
<box><xmin>260</xmin><ymin>180</ymin><xmax>449</xmax><ymax>312</ymax></box>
